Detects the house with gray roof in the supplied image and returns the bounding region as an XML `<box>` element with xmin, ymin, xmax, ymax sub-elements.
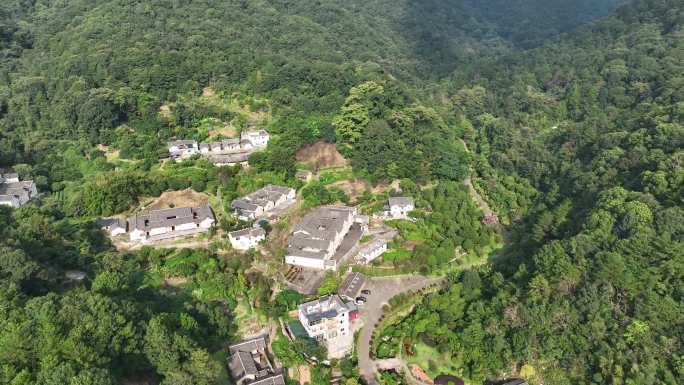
<box><xmin>285</xmin><ymin>206</ymin><xmax>358</xmax><ymax>271</ymax></box>
<box><xmin>356</xmin><ymin>239</ymin><xmax>388</xmax><ymax>264</ymax></box>
<box><xmin>386</xmin><ymin>196</ymin><xmax>415</xmax><ymax>219</ymax></box>
<box><xmin>210</xmin><ymin>151</ymin><xmax>251</xmax><ymax>167</ymax></box>
<box><xmin>0</xmin><ymin>173</ymin><xmax>38</xmax><ymax>208</ymax></box>
<box><xmin>127</xmin><ymin>204</ymin><xmax>215</xmax><ymax>242</ymax></box>
<box><xmin>228</xmin><ymin>337</ymin><xmax>283</xmax><ymax>385</ymax></box>
<box><xmin>231</xmin><ymin>185</ymin><xmax>296</xmax><ymax>220</ymax></box>
<box><xmin>241</xmin><ymin>130</ymin><xmax>270</xmax><ymax>149</ymax></box>
<box><xmin>339</xmin><ymin>272</ymin><xmax>367</xmax><ymax>301</ymax></box>
<box><xmin>229</xmin><ymin>227</ymin><xmax>266</xmax><ymax>250</ymax></box>
<box><xmin>168</xmin><ymin>140</ymin><xmax>199</xmax><ymax>159</ymax></box>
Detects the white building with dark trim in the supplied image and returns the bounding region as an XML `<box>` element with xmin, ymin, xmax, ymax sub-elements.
<box><xmin>231</xmin><ymin>185</ymin><xmax>296</xmax><ymax>220</ymax></box>
<box><xmin>229</xmin><ymin>227</ymin><xmax>266</xmax><ymax>250</ymax></box>
<box><xmin>298</xmin><ymin>295</ymin><xmax>358</xmax><ymax>358</ymax></box>
<box><xmin>285</xmin><ymin>206</ymin><xmax>359</xmax><ymax>271</ymax></box>
<box><xmin>386</xmin><ymin>197</ymin><xmax>414</xmax><ymax>220</ymax></box>
<box><xmin>127</xmin><ymin>204</ymin><xmax>215</xmax><ymax>242</ymax></box>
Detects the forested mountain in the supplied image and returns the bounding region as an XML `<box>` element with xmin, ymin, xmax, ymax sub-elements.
<box><xmin>0</xmin><ymin>0</ymin><xmax>682</xmax><ymax>385</ymax></box>
<box><xmin>394</xmin><ymin>1</ymin><xmax>684</xmax><ymax>384</ymax></box>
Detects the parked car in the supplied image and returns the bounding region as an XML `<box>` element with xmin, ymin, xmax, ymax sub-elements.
<box><xmin>355</xmin><ymin>296</ymin><xmax>367</xmax><ymax>305</ymax></box>
<box><xmin>361</xmin><ymin>289</ymin><xmax>371</xmax><ymax>295</ymax></box>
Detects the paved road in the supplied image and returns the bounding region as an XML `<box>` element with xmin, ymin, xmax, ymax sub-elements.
<box><xmin>357</xmin><ymin>276</ymin><xmax>444</xmax><ymax>385</ymax></box>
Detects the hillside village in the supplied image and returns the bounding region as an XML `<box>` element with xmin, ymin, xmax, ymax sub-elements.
<box><xmin>1</xmin><ymin>92</ymin><xmax>504</xmax><ymax>385</ymax></box>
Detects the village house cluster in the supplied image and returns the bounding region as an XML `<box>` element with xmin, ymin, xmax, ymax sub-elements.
<box><xmin>98</xmin><ymin>204</ymin><xmax>215</xmax><ymax>243</ymax></box>
<box><xmin>168</xmin><ymin>129</ymin><xmax>270</xmax><ymax>166</ymax></box>
<box><xmin>0</xmin><ymin>171</ymin><xmax>38</xmax><ymax>208</ymax></box>
<box><xmin>231</xmin><ymin>184</ymin><xmax>296</xmax><ymax>221</ymax></box>
<box><xmin>228</xmin><ymin>337</ymin><xmax>285</xmax><ymax>385</ymax></box>
<box><xmin>297</xmin><ymin>294</ymin><xmax>358</xmax><ymax>358</ymax></box>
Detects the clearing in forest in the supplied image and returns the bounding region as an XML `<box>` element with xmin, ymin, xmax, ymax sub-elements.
<box><xmin>295</xmin><ymin>141</ymin><xmax>347</xmax><ymax>170</ymax></box>
<box><xmin>143</xmin><ymin>189</ymin><xmax>210</xmax><ymax>210</ymax></box>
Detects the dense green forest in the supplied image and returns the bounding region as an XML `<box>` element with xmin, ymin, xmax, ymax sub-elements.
<box><xmin>0</xmin><ymin>0</ymin><xmax>682</xmax><ymax>384</ymax></box>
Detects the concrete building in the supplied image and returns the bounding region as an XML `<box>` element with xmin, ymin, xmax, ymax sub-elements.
<box><xmin>387</xmin><ymin>197</ymin><xmax>414</xmax><ymax>220</ymax></box>
<box><xmin>285</xmin><ymin>206</ymin><xmax>358</xmax><ymax>271</ymax></box>
<box><xmin>0</xmin><ymin>173</ymin><xmax>38</xmax><ymax>208</ymax></box>
<box><xmin>228</xmin><ymin>337</ymin><xmax>284</xmax><ymax>385</ymax></box>
<box><xmin>356</xmin><ymin>239</ymin><xmax>388</xmax><ymax>264</ymax></box>
<box><xmin>96</xmin><ymin>218</ymin><xmax>128</xmax><ymax>237</ymax></box>
<box><xmin>298</xmin><ymin>295</ymin><xmax>357</xmax><ymax>358</ymax></box>
<box><xmin>229</xmin><ymin>227</ymin><xmax>266</xmax><ymax>250</ymax></box>
<box><xmin>231</xmin><ymin>185</ymin><xmax>296</xmax><ymax>220</ymax></box>
<box><xmin>127</xmin><ymin>204</ymin><xmax>215</xmax><ymax>242</ymax></box>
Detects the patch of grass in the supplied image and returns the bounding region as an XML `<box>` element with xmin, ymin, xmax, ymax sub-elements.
<box><xmin>211</xmin><ymin>350</ymin><xmax>231</xmax><ymax>385</ymax></box>
<box><xmin>381</xmin><ymin>248</ymin><xmax>412</xmax><ymax>263</ymax></box>
<box><xmin>318</xmin><ymin>167</ymin><xmax>353</xmax><ymax>185</ymax></box>
<box><xmin>405</xmin><ymin>342</ymin><xmax>459</xmax><ymax>379</ymax></box>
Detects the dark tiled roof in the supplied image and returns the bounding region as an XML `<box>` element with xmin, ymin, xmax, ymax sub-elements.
<box><xmin>389</xmin><ymin>197</ymin><xmax>414</xmax><ymax>207</ymax></box>
<box><xmin>128</xmin><ymin>204</ymin><xmax>214</xmax><ymax>231</ymax></box>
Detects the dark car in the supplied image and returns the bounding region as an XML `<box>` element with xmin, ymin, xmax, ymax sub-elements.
<box><xmin>361</xmin><ymin>289</ymin><xmax>371</xmax><ymax>295</ymax></box>
<box><xmin>355</xmin><ymin>296</ymin><xmax>367</xmax><ymax>305</ymax></box>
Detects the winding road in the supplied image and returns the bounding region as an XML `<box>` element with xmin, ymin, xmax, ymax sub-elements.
<box><xmin>357</xmin><ymin>275</ymin><xmax>445</xmax><ymax>385</ymax></box>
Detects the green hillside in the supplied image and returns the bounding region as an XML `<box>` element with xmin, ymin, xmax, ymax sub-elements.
<box><xmin>0</xmin><ymin>1</ymin><xmax>681</xmax><ymax>385</ymax></box>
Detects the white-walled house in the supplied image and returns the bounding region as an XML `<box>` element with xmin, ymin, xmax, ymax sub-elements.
<box><xmin>241</xmin><ymin>130</ymin><xmax>270</xmax><ymax>148</ymax></box>
<box><xmin>298</xmin><ymin>295</ymin><xmax>357</xmax><ymax>358</ymax></box>
<box><xmin>387</xmin><ymin>197</ymin><xmax>415</xmax><ymax>219</ymax></box>
<box><xmin>229</xmin><ymin>227</ymin><xmax>266</xmax><ymax>250</ymax></box>
<box><xmin>356</xmin><ymin>240</ymin><xmax>388</xmax><ymax>264</ymax></box>
<box><xmin>231</xmin><ymin>185</ymin><xmax>296</xmax><ymax>220</ymax></box>
<box><xmin>168</xmin><ymin>140</ymin><xmax>199</xmax><ymax>159</ymax></box>
<box><xmin>127</xmin><ymin>204</ymin><xmax>215</xmax><ymax>242</ymax></box>
<box><xmin>285</xmin><ymin>206</ymin><xmax>358</xmax><ymax>271</ymax></box>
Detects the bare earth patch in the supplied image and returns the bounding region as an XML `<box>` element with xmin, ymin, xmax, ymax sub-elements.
<box><xmin>410</xmin><ymin>364</ymin><xmax>434</xmax><ymax>384</ymax></box>
<box><xmin>96</xmin><ymin>144</ymin><xmax>121</xmax><ymax>161</ymax></box>
<box><xmin>330</xmin><ymin>179</ymin><xmax>369</xmax><ymax>200</ymax></box>
<box><xmin>296</xmin><ymin>141</ymin><xmax>347</xmax><ymax>170</ymax></box>
<box><xmin>164</xmin><ymin>276</ymin><xmax>188</xmax><ymax>286</ymax></box>
<box><xmin>159</xmin><ymin>104</ymin><xmax>172</xmax><ymax>119</ymax></box>
<box><xmin>202</xmin><ymin>86</ymin><xmax>216</xmax><ymax>97</ymax></box>
<box><xmin>144</xmin><ymin>189</ymin><xmax>210</xmax><ymax>210</ymax></box>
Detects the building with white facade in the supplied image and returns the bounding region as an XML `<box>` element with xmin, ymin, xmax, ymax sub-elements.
<box><xmin>168</xmin><ymin>130</ymin><xmax>269</xmax><ymax>161</ymax></box>
<box><xmin>241</xmin><ymin>130</ymin><xmax>270</xmax><ymax>148</ymax></box>
<box><xmin>168</xmin><ymin>140</ymin><xmax>199</xmax><ymax>159</ymax></box>
<box><xmin>298</xmin><ymin>295</ymin><xmax>358</xmax><ymax>358</ymax></box>
<box><xmin>229</xmin><ymin>227</ymin><xmax>266</xmax><ymax>250</ymax></box>
<box><xmin>231</xmin><ymin>185</ymin><xmax>296</xmax><ymax>220</ymax></box>
<box><xmin>356</xmin><ymin>239</ymin><xmax>388</xmax><ymax>264</ymax></box>
<box><xmin>0</xmin><ymin>172</ymin><xmax>38</xmax><ymax>208</ymax></box>
<box><xmin>127</xmin><ymin>204</ymin><xmax>215</xmax><ymax>242</ymax></box>
<box><xmin>285</xmin><ymin>206</ymin><xmax>359</xmax><ymax>271</ymax></box>
<box><xmin>386</xmin><ymin>197</ymin><xmax>415</xmax><ymax>220</ymax></box>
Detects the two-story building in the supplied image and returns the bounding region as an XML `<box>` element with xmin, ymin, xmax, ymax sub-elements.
<box><xmin>386</xmin><ymin>197</ymin><xmax>415</xmax><ymax>220</ymax></box>
<box><xmin>127</xmin><ymin>204</ymin><xmax>215</xmax><ymax>242</ymax></box>
<box><xmin>229</xmin><ymin>227</ymin><xmax>266</xmax><ymax>250</ymax></box>
<box><xmin>168</xmin><ymin>140</ymin><xmax>199</xmax><ymax>159</ymax></box>
<box><xmin>230</xmin><ymin>185</ymin><xmax>296</xmax><ymax>220</ymax></box>
<box><xmin>298</xmin><ymin>295</ymin><xmax>357</xmax><ymax>358</ymax></box>
<box><xmin>241</xmin><ymin>130</ymin><xmax>270</xmax><ymax>148</ymax></box>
